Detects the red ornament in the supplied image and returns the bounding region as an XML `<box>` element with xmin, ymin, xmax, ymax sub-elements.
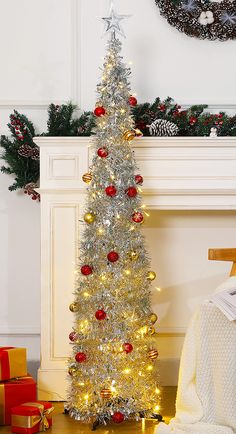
<box><xmin>97</xmin><ymin>148</ymin><xmax>108</xmax><ymax>158</ymax></box>
<box><xmin>129</xmin><ymin>96</ymin><xmax>137</xmax><ymax>107</ymax></box>
<box><xmin>81</xmin><ymin>265</ymin><xmax>93</xmax><ymax>276</ymax></box>
<box><xmin>107</xmin><ymin>251</ymin><xmax>119</xmax><ymax>263</ymax></box>
<box><xmin>69</xmin><ymin>331</ymin><xmax>77</xmax><ymax>342</ymax></box>
<box><xmin>95</xmin><ymin>309</ymin><xmax>107</xmax><ymax>320</ymax></box>
<box><xmin>94</xmin><ymin>106</ymin><xmax>106</xmax><ymax>117</ymax></box>
<box><xmin>135</xmin><ymin>174</ymin><xmax>143</xmax><ymax>185</ymax></box>
<box><xmin>126</xmin><ymin>187</ymin><xmax>137</xmax><ymax>198</ymax></box>
<box><xmin>123</xmin><ymin>343</ymin><xmax>133</xmax><ymax>353</ymax></box>
<box><xmin>105</xmin><ymin>186</ymin><xmax>117</xmax><ymax>197</ymax></box>
<box><xmin>75</xmin><ymin>352</ymin><xmax>87</xmax><ymax>363</ymax></box>
<box><xmin>132</xmin><ymin>212</ymin><xmax>144</xmax><ymax>223</ymax></box>
<box><xmin>189</xmin><ymin>116</ymin><xmax>197</xmax><ymax>126</ymax></box>
<box><xmin>112</xmin><ymin>412</ymin><xmax>125</xmax><ymax>424</ymax></box>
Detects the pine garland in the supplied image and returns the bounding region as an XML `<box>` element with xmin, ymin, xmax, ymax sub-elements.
<box><xmin>2</xmin><ymin>99</ymin><xmax>236</xmax><ymax>199</ymax></box>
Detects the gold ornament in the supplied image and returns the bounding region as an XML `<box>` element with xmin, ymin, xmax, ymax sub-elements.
<box><xmin>127</xmin><ymin>250</ymin><xmax>139</xmax><ymax>261</ymax></box>
<box><xmin>84</xmin><ymin>212</ymin><xmax>95</xmax><ymax>224</ymax></box>
<box><xmin>135</xmin><ymin>128</ymin><xmax>143</xmax><ymax>137</ymax></box>
<box><xmin>150</xmin><ymin>313</ymin><xmax>158</xmax><ymax>324</ymax></box>
<box><xmin>147</xmin><ymin>271</ymin><xmax>157</xmax><ymax>281</ymax></box>
<box><xmin>148</xmin><ymin>326</ymin><xmax>156</xmax><ymax>335</ymax></box>
<box><xmin>69</xmin><ymin>302</ymin><xmax>79</xmax><ymax>313</ymax></box>
<box><xmin>148</xmin><ymin>349</ymin><xmax>159</xmax><ymax>360</ymax></box>
<box><xmin>100</xmin><ymin>388</ymin><xmax>112</xmax><ymax>399</ymax></box>
<box><xmin>123</xmin><ymin>130</ymin><xmax>136</xmax><ymax>142</ymax></box>
<box><xmin>82</xmin><ymin>173</ymin><xmax>92</xmax><ymax>184</ymax></box>
<box><xmin>68</xmin><ymin>367</ymin><xmax>76</xmax><ymax>376</ymax></box>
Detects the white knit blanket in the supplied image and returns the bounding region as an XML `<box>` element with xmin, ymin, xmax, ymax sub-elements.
<box><xmin>156</xmin><ymin>278</ymin><xmax>236</xmax><ymax>434</ymax></box>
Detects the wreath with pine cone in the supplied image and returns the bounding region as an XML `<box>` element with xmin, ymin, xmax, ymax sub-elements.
<box><xmin>155</xmin><ymin>0</ymin><xmax>236</xmax><ymax>41</ymax></box>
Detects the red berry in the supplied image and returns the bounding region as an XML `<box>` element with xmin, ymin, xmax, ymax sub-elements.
<box><xmin>95</xmin><ymin>309</ymin><xmax>107</xmax><ymax>320</ymax></box>
<box><xmin>126</xmin><ymin>187</ymin><xmax>137</xmax><ymax>198</ymax></box>
<box><xmin>132</xmin><ymin>212</ymin><xmax>144</xmax><ymax>223</ymax></box>
<box><xmin>32</xmin><ymin>195</ymin><xmax>37</xmax><ymax>200</ymax></box>
<box><xmin>94</xmin><ymin>106</ymin><xmax>106</xmax><ymax>117</ymax></box>
<box><xmin>123</xmin><ymin>343</ymin><xmax>133</xmax><ymax>353</ymax></box>
<box><xmin>105</xmin><ymin>186</ymin><xmax>117</xmax><ymax>197</ymax></box>
<box><xmin>128</xmin><ymin>96</ymin><xmax>137</xmax><ymax>107</ymax></box>
<box><xmin>135</xmin><ymin>175</ymin><xmax>143</xmax><ymax>185</ymax></box>
<box><xmin>69</xmin><ymin>331</ymin><xmax>77</xmax><ymax>342</ymax></box>
<box><xmin>112</xmin><ymin>412</ymin><xmax>124</xmax><ymax>424</ymax></box>
<box><xmin>75</xmin><ymin>352</ymin><xmax>87</xmax><ymax>363</ymax></box>
<box><xmin>159</xmin><ymin>104</ymin><xmax>166</xmax><ymax>112</ymax></box>
<box><xmin>107</xmin><ymin>251</ymin><xmax>119</xmax><ymax>263</ymax></box>
<box><xmin>189</xmin><ymin>116</ymin><xmax>197</xmax><ymax>126</ymax></box>
<box><xmin>81</xmin><ymin>265</ymin><xmax>93</xmax><ymax>276</ymax></box>
<box><xmin>97</xmin><ymin>148</ymin><xmax>108</xmax><ymax>158</ymax></box>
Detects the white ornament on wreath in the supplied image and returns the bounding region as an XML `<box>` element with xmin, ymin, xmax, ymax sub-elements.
<box><xmin>198</xmin><ymin>11</ymin><xmax>215</xmax><ymax>25</ymax></box>
<box><xmin>210</xmin><ymin>127</ymin><xmax>218</xmax><ymax>138</ymax></box>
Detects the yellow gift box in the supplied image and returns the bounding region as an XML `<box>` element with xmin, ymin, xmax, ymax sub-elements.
<box><xmin>0</xmin><ymin>347</ymin><xmax>27</xmax><ymax>382</ymax></box>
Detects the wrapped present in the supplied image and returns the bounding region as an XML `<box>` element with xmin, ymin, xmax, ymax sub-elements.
<box><xmin>0</xmin><ymin>347</ymin><xmax>27</xmax><ymax>381</ymax></box>
<box><xmin>11</xmin><ymin>402</ymin><xmax>54</xmax><ymax>434</ymax></box>
<box><xmin>0</xmin><ymin>375</ymin><xmax>36</xmax><ymax>425</ymax></box>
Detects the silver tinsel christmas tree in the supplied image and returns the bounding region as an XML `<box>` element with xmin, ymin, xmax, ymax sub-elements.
<box><xmin>66</xmin><ymin>3</ymin><xmax>160</xmax><ymax>427</ymax></box>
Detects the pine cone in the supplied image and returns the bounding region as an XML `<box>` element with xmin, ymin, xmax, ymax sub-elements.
<box><xmin>24</xmin><ymin>182</ymin><xmax>40</xmax><ymax>201</ymax></box>
<box><xmin>148</xmin><ymin>119</ymin><xmax>179</xmax><ymax>136</ymax></box>
<box><xmin>31</xmin><ymin>147</ymin><xmax>40</xmax><ymax>160</ymax></box>
<box><xmin>18</xmin><ymin>144</ymin><xmax>33</xmax><ymax>157</ymax></box>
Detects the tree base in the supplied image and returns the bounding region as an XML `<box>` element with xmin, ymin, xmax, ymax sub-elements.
<box><xmin>91</xmin><ymin>419</ymin><xmax>100</xmax><ymax>431</ymax></box>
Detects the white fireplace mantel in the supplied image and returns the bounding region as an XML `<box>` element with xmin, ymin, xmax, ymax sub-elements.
<box><xmin>37</xmin><ymin>136</ymin><xmax>236</xmax><ymax>209</ymax></box>
<box><xmin>34</xmin><ymin>136</ymin><xmax>236</xmax><ymax>400</ymax></box>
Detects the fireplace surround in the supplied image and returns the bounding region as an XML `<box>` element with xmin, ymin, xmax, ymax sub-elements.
<box><xmin>35</xmin><ymin>136</ymin><xmax>236</xmax><ymax>400</ymax></box>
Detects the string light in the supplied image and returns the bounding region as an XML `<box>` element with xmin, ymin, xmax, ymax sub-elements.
<box><xmin>155</xmin><ymin>287</ymin><xmax>162</xmax><ymax>292</ymax></box>
<box><xmin>147</xmin><ymin>365</ymin><xmax>153</xmax><ymax>371</ymax></box>
<box><xmin>98</xmin><ymin>228</ymin><xmax>105</xmax><ymax>235</ymax></box>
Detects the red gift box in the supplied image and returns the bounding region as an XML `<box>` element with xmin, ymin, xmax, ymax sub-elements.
<box><xmin>11</xmin><ymin>402</ymin><xmax>54</xmax><ymax>434</ymax></box>
<box><xmin>0</xmin><ymin>375</ymin><xmax>36</xmax><ymax>425</ymax></box>
<box><xmin>0</xmin><ymin>347</ymin><xmax>27</xmax><ymax>381</ymax></box>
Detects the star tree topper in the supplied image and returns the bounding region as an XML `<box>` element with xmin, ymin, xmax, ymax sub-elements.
<box><xmin>102</xmin><ymin>0</ymin><xmax>131</xmax><ymax>38</ymax></box>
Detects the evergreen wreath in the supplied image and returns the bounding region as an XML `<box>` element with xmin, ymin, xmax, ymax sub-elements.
<box><xmin>2</xmin><ymin>98</ymin><xmax>236</xmax><ymax>200</ymax></box>
<box><xmin>155</xmin><ymin>0</ymin><xmax>236</xmax><ymax>41</ymax></box>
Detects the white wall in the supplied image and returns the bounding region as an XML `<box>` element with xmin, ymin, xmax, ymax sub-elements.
<box><xmin>1</xmin><ymin>0</ymin><xmax>236</xmax><ymax>377</ymax></box>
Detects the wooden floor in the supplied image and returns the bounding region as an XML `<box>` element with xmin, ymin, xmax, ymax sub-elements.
<box><xmin>2</xmin><ymin>387</ymin><xmax>176</xmax><ymax>433</ymax></box>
